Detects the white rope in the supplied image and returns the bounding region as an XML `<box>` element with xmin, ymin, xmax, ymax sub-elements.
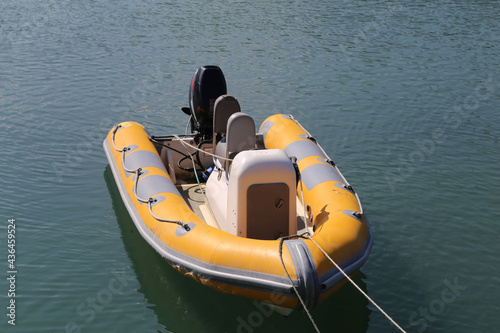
<box><xmin>278</xmin><ymin>235</ymin><xmax>320</xmax><ymax>333</ymax></box>
<box><xmin>177</xmin><ymin>135</ymin><xmax>220</xmax><ymax>224</ymax></box>
<box><xmin>306</xmin><ymin>236</ymin><xmax>407</xmax><ymax>333</ymax></box>
<box><xmin>172</xmin><ymin>134</ymin><xmax>233</xmax><ymax>162</ymax></box>
<box><xmin>185</xmin><ymin>115</ymin><xmax>191</xmax><ymax>136</ymax></box>
<box><xmin>177</xmin><ymin>135</ymin><xmax>205</xmax><ymax>194</ymax></box>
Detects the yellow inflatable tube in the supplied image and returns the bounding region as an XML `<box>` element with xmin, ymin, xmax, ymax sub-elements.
<box><xmin>103</xmin><ymin>115</ymin><xmax>372</xmax><ymax>312</ymax></box>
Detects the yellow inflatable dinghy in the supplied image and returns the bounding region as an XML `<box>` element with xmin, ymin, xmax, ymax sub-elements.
<box><xmin>103</xmin><ymin>66</ymin><xmax>372</xmax><ymax>313</ymax></box>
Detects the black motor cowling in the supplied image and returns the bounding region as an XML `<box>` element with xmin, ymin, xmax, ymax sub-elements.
<box><xmin>186</xmin><ymin>65</ymin><xmax>227</xmax><ymax>139</ymax></box>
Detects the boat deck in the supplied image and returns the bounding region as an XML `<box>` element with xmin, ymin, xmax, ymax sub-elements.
<box><xmin>176</xmin><ymin>183</ymin><xmax>313</xmax><ymax>235</ymax></box>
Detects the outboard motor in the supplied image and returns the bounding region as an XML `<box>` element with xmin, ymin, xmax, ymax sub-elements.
<box><xmin>183</xmin><ymin>65</ymin><xmax>227</xmax><ymax>140</ymax></box>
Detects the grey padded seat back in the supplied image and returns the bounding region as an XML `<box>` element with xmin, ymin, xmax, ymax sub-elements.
<box><xmin>213</xmin><ymin>95</ymin><xmax>241</xmax><ymax>135</ymax></box>
<box><xmin>225</xmin><ymin>113</ymin><xmax>256</xmax><ymax>170</ymax></box>
<box><xmin>213</xmin><ymin>95</ymin><xmax>241</xmax><ymax>169</ymax></box>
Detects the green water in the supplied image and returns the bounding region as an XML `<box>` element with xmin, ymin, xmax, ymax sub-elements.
<box><xmin>1</xmin><ymin>0</ymin><xmax>499</xmax><ymax>332</ymax></box>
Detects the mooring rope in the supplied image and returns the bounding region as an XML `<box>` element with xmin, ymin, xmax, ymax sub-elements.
<box><xmin>150</xmin><ymin>136</ymin><xmax>201</xmax><ymax>162</ymax></box>
<box><xmin>278</xmin><ymin>233</ymin><xmax>320</xmax><ymax>333</ymax></box>
<box><xmin>184</xmin><ymin>114</ymin><xmax>191</xmax><ymax>136</ymax></box>
<box><xmin>172</xmin><ymin>134</ymin><xmax>233</xmax><ymax>162</ymax></box>
<box><xmin>176</xmin><ymin>137</ymin><xmax>203</xmax><ymax>187</ymax></box>
<box><xmin>305</xmin><ymin>235</ymin><xmax>407</xmax><ymax>333</ymax></box>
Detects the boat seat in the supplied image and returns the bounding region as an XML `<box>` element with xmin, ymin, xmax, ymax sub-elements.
<box><xmin>216</xmin><ymin>112</ymin><xmax>255</xmax><ymax>172</ymax></box>
<box><xmin>227</xmin><ymin>149</ymin><xmax>297</xmax><ymax>239</ymax></box>
<box><xmin>212</xmin><ymin>95</ymin><xmax>241</xmax><ymax>169</ymax></box>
